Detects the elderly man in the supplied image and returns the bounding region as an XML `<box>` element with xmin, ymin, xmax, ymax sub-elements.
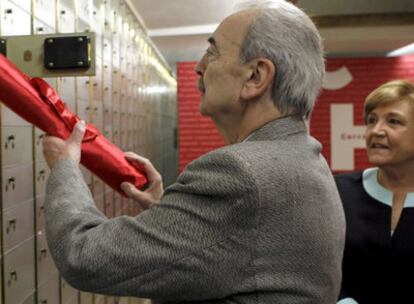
<box><xmin>43</xmin><ymin>0</ymin><xmax>345</xmax><ymax>303</ymax></box>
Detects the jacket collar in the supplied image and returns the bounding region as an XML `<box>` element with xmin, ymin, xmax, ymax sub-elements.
<box><xmin>246</xmin><ymin>115</ymin><xmax>307</xmax><ymax>142</ymax></box>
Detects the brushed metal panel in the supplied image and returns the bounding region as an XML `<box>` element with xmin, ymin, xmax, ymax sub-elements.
<box><xmin>2</xmin><ymin>163</ymin><xmax>34</xmax><ymax>210</ymax></box>
<box><xmin>33</xmin><ymin>0</ymin><xmax>56</xmax><ymax>28</ymax></box>
<box><xmin>35</xmin><ymin>195</ymin><xmax>46</xmax><ymax>232</ymax></box>
<box><xmin>34</xmin><ymin>127</ymin><xmax>46</xmax><ymax>162</ymax></box>
<box><xmin>77</xmin><ymin>1</ymin><xmax>92</xmax><ymax>24</ymax></box>
<box><xmin>58</xmin><ymin>0</ymin><xmax>75</xmax><ymax>33</ymax></box>
<box><xmin>1</xmin><ymin>126</ymin><xmax>33</xmax><ymax>167</ymax></box>
<box><xmin>1</xmin><ymin>107</ymin><xmax>31</xmax><ymax>126</ymax></box>
<box><xmin>1</xmin><ymin>1</ymin><xmax>31</xmax><ymax>35</ymax></box>
<box><xmin>61</xmin><ymin>278</ymin><xmax>79</xmax><ymax>304</ymax></box>
<box><xmin>92</xmin><ymin>177</ymin><xmax>105</xmax><ymax>197</ymax></box>
<box><xmin>77</xmin><ymin>77</ymin><xmax>92</xmax><ymax>106</ymax></box>
<box><xmin>59</xmin><ymin>77</ymin><xmax>77</xmax><ymax>111</ymax></box>
<box><xmin>33</xmin><ymin>18</ymin><xmax>56</xmax><ymax>35</ymax></box>
<box><xmin>36</xmin><ymin>231</ymin><xmax>56</xmax><ymax>285</ymax></box>
<box><xmin>94</xmin><ymin>194</ymin><xmax>105</xmax><ymax>213</ymax></box>
<box><xmin>2</xmin><ymin>199</ymin><xmax>34</xmax><ymax>253</ymax></box>
<box><xmin>37</xmin><ymin>271</ymin><xmax>60</xmax><ymax>304</ymax></box>
<box><xmin>8</xmin><ymin>0</ymin><xmax>31</xmax><ymax>14</ymax></box>
<box><xmin>21</xmin><ymin>293</ymin><xmax>35</xmax><ymax>304</ymax></box>
<box><xmin>94</xmin><ymin>294</ymin><xmax>105</xmax><ymax>304</ymax></box>
<box><xmin>104</xmin><ymin>191</ymin><xmax>114</xmax><ymax>218</ymax></box>
<box><xmin>34</xmin><ymin>161</ymin><xmax>50</xmax><ymax>197</ymax></box>
<box><xmin>79</xmin><ymin>292</ymin><xmax>94</xmax><ymax>304</ymax></box>
<box><xmin>3</xmin><ymin>239</ymin><xmax>35</xmax><ymax>304</ymax></box>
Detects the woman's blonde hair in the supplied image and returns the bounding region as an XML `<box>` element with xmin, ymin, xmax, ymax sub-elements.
<box><xmin>364</xmin><ymin>79</ymin><xmax>414</xmax><ymax>123</ymax></box>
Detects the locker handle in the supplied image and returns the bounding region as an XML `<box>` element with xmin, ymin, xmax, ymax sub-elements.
<box><xmin>41</xmin><ymin>300</ymin><xmax>48</xmax><ymax>304</ymax></box>
<box><xmin>60</xmin><ymin>10</ymin><xmax>66</xmax><ymax>15</ymax></box>
<box><xmin>8</xmin><ymin>271</ymin><xmax>17</xmax><ymax>285</ymax></box>
<box><xmin>6</xmin><ymin>218</ymin><xmax>17</xmax><ymax>233</ymax></box>
<box><xmin>38</xmin><ymin>169</ymin><xmax>46</xmax><ymax>181</ymax></box>
<box><xmin>37</xmin><ymin>133</ymin><xmax>45</xmax><ymax>145</ymax></box>
<box><xmin>5</xmin><ymin>9</ymin><xmax>12</xmax><ymax>14</ymax></box>
<box><xmin>6</xmin><ymin>176</ymin><xmax>16</xmax><ymax>191</ymax></box>
<box><xmin>37</xmin><ymin>27</ymin><xmax>44</xmax><ymax>32</ymax></box>
<box><xmin>5</xmin><ymin>134</ymin><xmax>15</xmax><ymax>149</ymax></box>
<box><xmin>40</xmin><ymin>248</ymin><xmax>48</xmax><ymax>257</ymax></box>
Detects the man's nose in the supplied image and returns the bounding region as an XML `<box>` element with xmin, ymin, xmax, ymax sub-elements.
<box><xmin>194</xmin><ymin>63</ymin><xmax>203</xmax><ymax>76</ymax></box>
<box><xmin>194</xmin><ymin>54</ymin><xmax>207</xmax><ymax>76</ymax></box>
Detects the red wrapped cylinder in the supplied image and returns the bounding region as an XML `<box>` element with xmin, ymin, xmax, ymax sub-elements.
<box><xmin>0</xmin><ymin>54</ymin><xmax>147</xmax><ymax>195</ymax></box>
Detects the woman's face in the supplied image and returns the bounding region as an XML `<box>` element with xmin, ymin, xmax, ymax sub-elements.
<box><xmin>365</xmin><ymin>100</ymin><xmax>414</xmax><ymax>168</ymax></box>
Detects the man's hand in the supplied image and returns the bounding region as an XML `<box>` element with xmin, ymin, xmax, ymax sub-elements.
<box><xmin>43</xmin><ymin>121</ymin><xmax>86</xmax><ymax>169</ymax></box>
<box><xmin>120</xmin><ymin>152</ymin><xmax>164</xmax><ymax>210</ymax></box>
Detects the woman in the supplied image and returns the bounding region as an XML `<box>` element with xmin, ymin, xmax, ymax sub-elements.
<box><xmin>336</xmin><ymin>80</ymin><xmax>414</xmax><ymax>304</ymax></box>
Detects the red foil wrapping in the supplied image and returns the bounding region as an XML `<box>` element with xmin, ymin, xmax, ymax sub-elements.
<box><xmin>0</xmin><ymin>54</ymin><xmax>147</xmax><ymax>195</ymax></box>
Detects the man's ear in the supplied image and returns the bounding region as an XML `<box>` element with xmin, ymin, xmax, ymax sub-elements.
<box><xmin>241</xmin><ymin>58</ymin><xmax>275</xmax><ymax>100</ymax></box>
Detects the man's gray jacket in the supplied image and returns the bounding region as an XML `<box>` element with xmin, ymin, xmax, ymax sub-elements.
<box><xmin>45</xmin><ymin>115</ymin><xmax>345</xmax><ymax>303</ymax></box>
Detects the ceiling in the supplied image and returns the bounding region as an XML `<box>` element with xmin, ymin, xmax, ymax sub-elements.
<box><xmin>128</xmin><ymin>0</ymin><xmax>414</xmax><ymax>73</ymax></box>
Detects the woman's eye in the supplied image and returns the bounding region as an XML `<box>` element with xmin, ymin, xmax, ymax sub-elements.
<box><xmin>366</xmin><ymin>116</ymin><xmax>376</xmax><ymax>125</ymax></box>
<box><xmin>388</xmin><ymin>118</ymin><xmax>402</xmax><ymax>125</ymax></box>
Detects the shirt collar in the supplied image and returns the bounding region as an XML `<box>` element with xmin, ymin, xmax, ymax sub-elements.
<box><xmin>362</xmin><ymin>167</ymin><xmax>414</xmax><ymax>208</ymax></box>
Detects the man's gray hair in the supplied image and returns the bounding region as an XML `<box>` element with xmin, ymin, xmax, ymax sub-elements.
<box><xmin>235</xmin><ymin>0</ymin><xmax>325</xmax><ymax>118</ymax></box>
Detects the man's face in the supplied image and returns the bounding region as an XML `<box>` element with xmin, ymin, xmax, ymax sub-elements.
<box><xmin>195</xmin><ymin>11</ymin><xmax>255</xmax><ymax>118</ymax></box>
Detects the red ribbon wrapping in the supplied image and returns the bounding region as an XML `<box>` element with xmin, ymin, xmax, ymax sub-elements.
<box><xmin>0</xmin><ymin>54</ymin><xmax>147</xmax><ymax>195</ymax></box>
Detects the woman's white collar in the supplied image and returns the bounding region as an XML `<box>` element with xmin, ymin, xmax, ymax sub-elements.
<box><xmin>363</xmin><ymin>167</ymin><xmax>414</xmax><ymax>207</ymax></box>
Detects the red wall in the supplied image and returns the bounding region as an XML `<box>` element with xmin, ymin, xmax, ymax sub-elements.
<box><xmin>177</xmin><ymin>62</ymin><xmax>225</xmax><ymax>171</ymax></box>
<box><xmin>177</xmin><ymin>55</ymin><xmax>414</xmax><ymax>172</ymax></box>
